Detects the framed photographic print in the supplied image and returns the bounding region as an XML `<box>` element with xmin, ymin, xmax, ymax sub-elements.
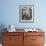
<box><xmin>19</xmin><ymin>5</ymin><xmax>34</xmax><ymax>23</ymax></box>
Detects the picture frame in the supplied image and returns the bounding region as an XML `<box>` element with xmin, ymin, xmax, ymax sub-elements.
<box><xmin>19</xmin><ymin>5</ymin><xmax>34</xmax><ymax>23</ymax></box>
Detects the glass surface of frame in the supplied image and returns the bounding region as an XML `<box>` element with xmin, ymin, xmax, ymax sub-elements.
<box><xmin>19</xmin><ymin>5</ymin><xmax>34</xmax><ymax>23</ymax></box>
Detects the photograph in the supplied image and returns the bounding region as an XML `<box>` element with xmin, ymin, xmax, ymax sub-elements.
<box><xmin>19</xmin><ymin>5</ymin><xmax>34</xmax><ymax>23</ymax></box>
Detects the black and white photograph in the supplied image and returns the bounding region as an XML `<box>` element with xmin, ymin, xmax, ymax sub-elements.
<box><xmin>19</xmin><ymin>5</ymin><xmax>34</xmax><ymax>23</ymax></box>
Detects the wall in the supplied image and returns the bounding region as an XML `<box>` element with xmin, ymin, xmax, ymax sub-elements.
<box><xmin>0</xmin><ymin>0</ymin><xmax>46</xmax><ymax>29</ymax></box>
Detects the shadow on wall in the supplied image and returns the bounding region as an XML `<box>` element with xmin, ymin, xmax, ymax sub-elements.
<box><xmin>0</xmin><ymin>24</ymin><xmax>7</xmax><ymax>43</ymax></box>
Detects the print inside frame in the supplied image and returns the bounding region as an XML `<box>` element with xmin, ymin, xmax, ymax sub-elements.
<box><xmin>19</xmin><ymin>5</ymin><xmax>34</xmax><ymax>23</ymax></box>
